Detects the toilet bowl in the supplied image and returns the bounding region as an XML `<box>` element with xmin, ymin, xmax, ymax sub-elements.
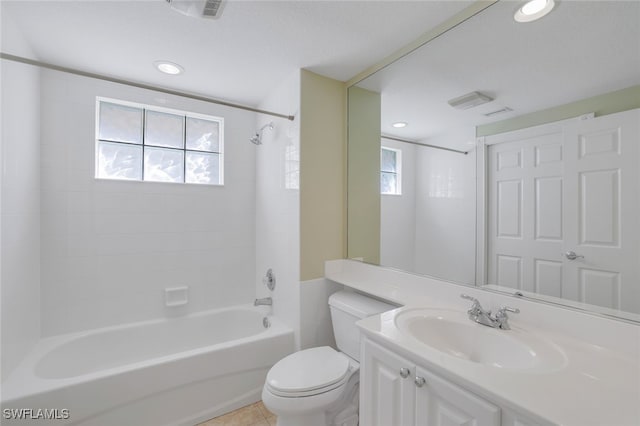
<box><xmin>262</xmin><ymin>346</ymin><xmax>359</xmax><ymax>426</ymax></box>
<box><xmin>262</xmin><ymin>291</ymin><xmax>395</xmax><ymax>426</ymax></box>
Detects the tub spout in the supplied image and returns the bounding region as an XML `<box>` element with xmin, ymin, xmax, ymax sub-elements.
<box><xmin>254</xmin><ymin>297</ymin><xmax>272</xmax><ymax>306</ymax></box>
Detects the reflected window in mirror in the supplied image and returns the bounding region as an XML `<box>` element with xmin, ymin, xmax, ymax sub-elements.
<box><xmin>381</xmin><ymin>146</ymin><xmax>402</xmax><ymax>195</ymax></box>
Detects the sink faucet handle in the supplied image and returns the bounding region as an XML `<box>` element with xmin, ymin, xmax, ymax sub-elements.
<box><xmin>460</xmin><ymin>294</ymin><xmax>478</xmax><ymax>303</ymax></box>
<box><xmin>461</xmin><ymin>294</ymin><xmax>484</xmax><ymax>316</ymax></box>
<box><xmin>498</xmin><ymin>306</ymin><xmax>520</xmax><ymax>314</ymax></box>
<box><xmin>495</xmin><ymin>306</ymin><xmax>520</xmax><ymax>330</ymax></box>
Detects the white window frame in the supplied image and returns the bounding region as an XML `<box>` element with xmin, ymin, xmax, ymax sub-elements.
<box><xmin>94</xmin><ymin>97</ymin><xmax>225</xmax><ymax>185</ymax></box>
<box><xmin>381</xmin><ymin>146</ymin><xmax>402</xmax><ymax>195</ymax></box>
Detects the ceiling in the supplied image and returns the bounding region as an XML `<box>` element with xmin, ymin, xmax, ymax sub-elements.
<box><xmin>1</xmin><ymin>0</ymin><xmax>474</xmax><ymax>108</ymax></box>
<box><xmin>357</xmin><ymin>0</ymin><xmax>640</xmax><ymax>149</ymax></box>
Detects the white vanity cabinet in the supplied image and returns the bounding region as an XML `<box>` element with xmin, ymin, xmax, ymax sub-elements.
<box><xmin>360</xmin><ymin>335</ymin><xmax>417</xmax><ymax>426</ymax></box>
<box><xmin>413</xmin><ymin>364</ymin><xmax>500</xmax><ymax>426</ymax></box>
<box><xmin>360</xmin><ymin>337</ymin><xmax>543</xmax><ymax>426</ymax></box>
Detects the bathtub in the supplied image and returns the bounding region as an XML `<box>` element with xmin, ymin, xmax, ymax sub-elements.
<box><xmin>0</xmin><ymin>305</ymin><xmax>294</xmax><ymax>426</ymax></box>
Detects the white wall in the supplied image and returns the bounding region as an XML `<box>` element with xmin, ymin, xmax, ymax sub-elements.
<box><xmin>256</xmin><ymin>71</ymin><xmax>301</xmax><ymax>348</ymax></box>
<box><xmin>300</xmin><ymin>278</ymin><xmax>343</xmax><ymax>350</ymax></box>
<box><xmin>379</xmin><ymin>135</ymin><xmax>475</xmax><ymax>283</ymax></box>
<box><xmin>0</xmin><ymin>60</ymin><xmax>41</xmax><ymax>380</ymax></box>
<box><xmin>380</xmin><ymin>139</ymin><xmax>416</xmax><ymax>271</ymax></box>
<box><xmin>0</xmin><ymin>12</ymin><xmax>42</xmax><ymax>380</ymax></box>
<box><xmin>39</xmin><ymin>70</ymin><xmax>257</xmax><ymax>336</ymax></box>
<box><xmin>413</xmin><ymin>139</ymin><xmax>476</xmax><ymax>285</ymax></box>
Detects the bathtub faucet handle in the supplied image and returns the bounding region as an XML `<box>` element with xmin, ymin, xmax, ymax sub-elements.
<box><xmin>263</xmin><ymin>268</ymin><xmax>276</xmax><ymax>291</ymax></box>
<box><xmin>254</xmin><ymin>297</ymin><xmax>273</xmax><ymax>306</ymax></box>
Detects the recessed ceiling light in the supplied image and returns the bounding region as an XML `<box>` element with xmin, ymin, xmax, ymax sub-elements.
<box><xmin>392</xmin><ymin>122</ymin><xmax>408</xmax><ymax>128</ymax></box>
<box><xmin>514</xmin><ymin>0</ymin><xmax>555</xmax><ymax>23</ymax></box>
<box><xmin>154</xmin><ymin>61</ymin><xmax>184</xmax><ymax>75</ymax></box>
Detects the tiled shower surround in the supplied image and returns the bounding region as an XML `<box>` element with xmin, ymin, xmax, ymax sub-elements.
<box><xmin>39</xmin><ymin>69</ymin><xmax>258</xmax><ymax>336</ymax></box>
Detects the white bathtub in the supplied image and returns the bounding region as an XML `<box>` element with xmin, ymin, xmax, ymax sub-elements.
<box><xmin>1</xmin><ymin>305</ymin><xmax>294</xmax><ymax>426</ymax></box>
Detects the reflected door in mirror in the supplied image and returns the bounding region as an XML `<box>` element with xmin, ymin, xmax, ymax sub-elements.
<box><xmin>485</xmin><ymin>109</ymin><xmax>640</xmax><ymax>313</ymax></box>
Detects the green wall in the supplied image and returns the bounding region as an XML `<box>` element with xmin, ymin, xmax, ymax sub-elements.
<box><xmin>346</xmin><ymin>86</ymin><xmax>381</xmax><ymax>265</ymax></box>
<box><xmin>477</xmin><ymin>85</ymin><xmax>640</xmax><ymax>137</ymax></box>
<box><xmin>300</xmin><ymin>70</ymin><xmax>346</xmax><ymax>281</ymax></box>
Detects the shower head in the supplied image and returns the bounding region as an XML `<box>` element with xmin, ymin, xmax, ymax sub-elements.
<box><xmin>249</xmin><ymin>134</ymin><xmax>262</xmax><ymax>145</ymax></box>
<box><xmin>249</xmin><ymin>122</ymin><xmax>274</xmax><ymax>145</ymax></box>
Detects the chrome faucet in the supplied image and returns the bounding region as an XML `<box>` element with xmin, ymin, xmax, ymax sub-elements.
<box><xmin>254</xmin><ymin>297</ymin><xmax>272</xmax><ymax>306</ymax></box>
<box><xmin>460</xmin><ymin>294</ymin><xmax>519</xmax><ymax>330</ymax></box>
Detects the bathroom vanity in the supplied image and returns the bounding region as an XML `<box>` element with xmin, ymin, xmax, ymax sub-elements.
<box><xmin>360</xmin><ymin>337</ymin><xmax>533</xmax><ymax>426</ymax></box>
<box><xmin>326</xmin><ymin>259</ymin><xmax>640</xmax><ymax>426</ymax></box>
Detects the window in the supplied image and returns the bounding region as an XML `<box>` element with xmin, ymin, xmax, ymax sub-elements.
<box><xmin>95</xmin><ymin>98</ymin><xmax>224</xmax><ymax>185</ymax></box>
<box><xmin>381</xmin><ymin>146</ymin><xmax>402</xmax><ymax>195</ymax></box>
<box><xmin>285</xmin><ymin>143</ymin><xmax>300</xmax><ymax>190</ymax></box>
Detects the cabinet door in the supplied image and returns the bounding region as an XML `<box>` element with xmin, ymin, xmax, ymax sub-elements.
<box><xmin>414</xmin><ymin>366</ymin><xmax>500</xmax><ymax>426</ymax></box>
<box><xmin>361</xmin><ymin>338</ymin><xmax>416</xmax><ymax>426</ymax></box>
<box><xmin>501</xmin><ymin>409</ymin><xmax>548</xmax><ymax>426</ymax></box>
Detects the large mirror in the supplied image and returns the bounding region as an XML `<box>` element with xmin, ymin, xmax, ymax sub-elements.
<box><xmin>347</xmin><ymin>0</ymin><xmax>640</xmax><ymax>321</ymax></box>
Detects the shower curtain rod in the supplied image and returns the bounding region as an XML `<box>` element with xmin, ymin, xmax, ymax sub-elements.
<box><xmin>0</xmin><ymin>52</ymin><xmax>295</xmax><ymax>121</ymax></box>
<box><xmin>381</xmin><ymin>134</ymin><xmax>468</xmax><ymax>155</ymax></box>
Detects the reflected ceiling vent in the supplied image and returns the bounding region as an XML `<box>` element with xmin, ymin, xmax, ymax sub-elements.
<box><xmin>448</xmin><ymin>91</ymin><xmax>494</xmax><ymax>110</ymax></box>
<box><xmin>484</xmin><ymin>107</ymin><xmax>513</xmax><ymax>117</ymax></box>
<box><xmin>166</xmin><ymin>0</ymin><xmax>225</xmax><ymax>19</ymax></box>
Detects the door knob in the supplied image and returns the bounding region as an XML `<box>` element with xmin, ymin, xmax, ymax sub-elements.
<box><xmin>399</xmin><ymin>368</ymin><xmax>410</xmax><ymax>378</ymax></box>
<box><xmin>565</xmin><ymin>251</ymin><xmax>584</xmax><ymax>261</ymax></box>
<box><xmin>414</xmin><ymin>376</ymin><xmax>426</xmax><ymax>387</ymax></box>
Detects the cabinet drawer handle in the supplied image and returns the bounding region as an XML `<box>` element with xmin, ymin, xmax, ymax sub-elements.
<box><xmin>399</xmin><ymin>368</ymin><xmax>410</xmax><ymax>378</ymax></box>
<box><xmin>414</xmin><ymin>376</ymin><xmax>426</xmax><ymax>387</ymax></box>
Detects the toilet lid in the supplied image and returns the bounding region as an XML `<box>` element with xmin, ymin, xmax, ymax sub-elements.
<box><xmin>266</xmin><ymin>347</ymin><xmax>350</xmax><ymax>395</ymax></box>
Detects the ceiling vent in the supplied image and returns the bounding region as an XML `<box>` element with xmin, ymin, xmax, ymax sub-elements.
<box><xmin>166</xmin><ymin>0</ymin><xmax>225</xmax><ymax>19</ymax></box>
<box><xmin>447</xmin><ymin>91</ymin><xmax>494</xmax><ymax>110</ymax></box>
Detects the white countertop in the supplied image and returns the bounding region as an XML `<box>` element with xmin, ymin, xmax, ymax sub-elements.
<box><xmin>358</xmin><ymin>306</ymin><xmax>640</xmax><ymax>426</ymax></box>
<box><xmin>326</xmin><ymin>259</ymin><xmax>640</xmax><ymax>426</ymax></box>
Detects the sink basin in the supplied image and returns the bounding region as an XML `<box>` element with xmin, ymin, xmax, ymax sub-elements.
<box><xmin>394</xmin><ymin>308</ymin><xmax>566</xmax><ymax>371</ymax></box>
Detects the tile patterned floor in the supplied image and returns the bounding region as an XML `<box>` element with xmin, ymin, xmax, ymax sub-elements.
<box><xmin>197</xmin><ymin>401</ymin><xmax>276</xmax><ymax>426</ymax></box>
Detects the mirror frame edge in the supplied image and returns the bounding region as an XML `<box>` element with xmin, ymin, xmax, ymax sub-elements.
<box><xmin>345</xmin><ymin>0</ymin><xmax>499</xmax><ymax>89</ymax></box>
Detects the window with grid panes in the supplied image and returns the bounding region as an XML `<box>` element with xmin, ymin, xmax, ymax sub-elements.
<box><xmin>96</xmin><ymin>98</ymin><xmax>224</xmax><ymax>185</ymax></box>
<box><xmin>381</xmin><ymin>146</ymin><xmax>401</xmax><ymax>195</ymax></box>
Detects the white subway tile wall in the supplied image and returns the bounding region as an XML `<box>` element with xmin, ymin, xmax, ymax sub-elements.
<box><xmin>39</xmin><ymin>69</ymin><xmax>257</xmax><ymax>336</ymax></box>
<box><xmin>1</xmin><ymin>58</ymin><xmax>42</xmax><ymax>380</ymax></box>
<box><xmin>255</xmin><ymin>71</ymin><xmax>301</xmax><ymax>347</ymax></box>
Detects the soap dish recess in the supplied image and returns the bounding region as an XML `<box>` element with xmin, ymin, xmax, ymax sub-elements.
<box><xmin>165</xmin><ymin>286</ymin><xmax>189</xmax><ymax>307</ymax></box>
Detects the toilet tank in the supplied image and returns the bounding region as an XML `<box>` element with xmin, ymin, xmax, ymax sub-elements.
<box><xmin>328</xmin><ymin>291</ymin><xmax>396</xmax><ymax>361</ymax></box>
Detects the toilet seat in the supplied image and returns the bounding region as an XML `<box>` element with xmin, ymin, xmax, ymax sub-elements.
<box><xmin>265</xmin><ymin>347</ymin><xmax>353</xmax><ymax>397</ymax></box>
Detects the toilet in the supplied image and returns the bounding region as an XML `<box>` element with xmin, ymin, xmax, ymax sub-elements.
<box><xmin>262</xmin><ymin>291</ymin><xmax>395</xmax><ymax>426</ymax></box>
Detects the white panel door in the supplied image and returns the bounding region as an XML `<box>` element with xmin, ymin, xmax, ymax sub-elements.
<box><xmin>488</xmin><ymin>131</ymin><xmax>564</xmax><ymax>295</ymax></box>
<box><xmin>360</xmin><ymin>338</ymin><xmax>416</xmax><ymax>426</ymax></box>
<box><xmin>562</xmin><ymin>109</ymin><xmax>640</xmax><ymax>312</ymax></box>
<box><xmin>487</xmin><ymin>109</ymin><xmax>640</xmax><ymax>313</ymax></box>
